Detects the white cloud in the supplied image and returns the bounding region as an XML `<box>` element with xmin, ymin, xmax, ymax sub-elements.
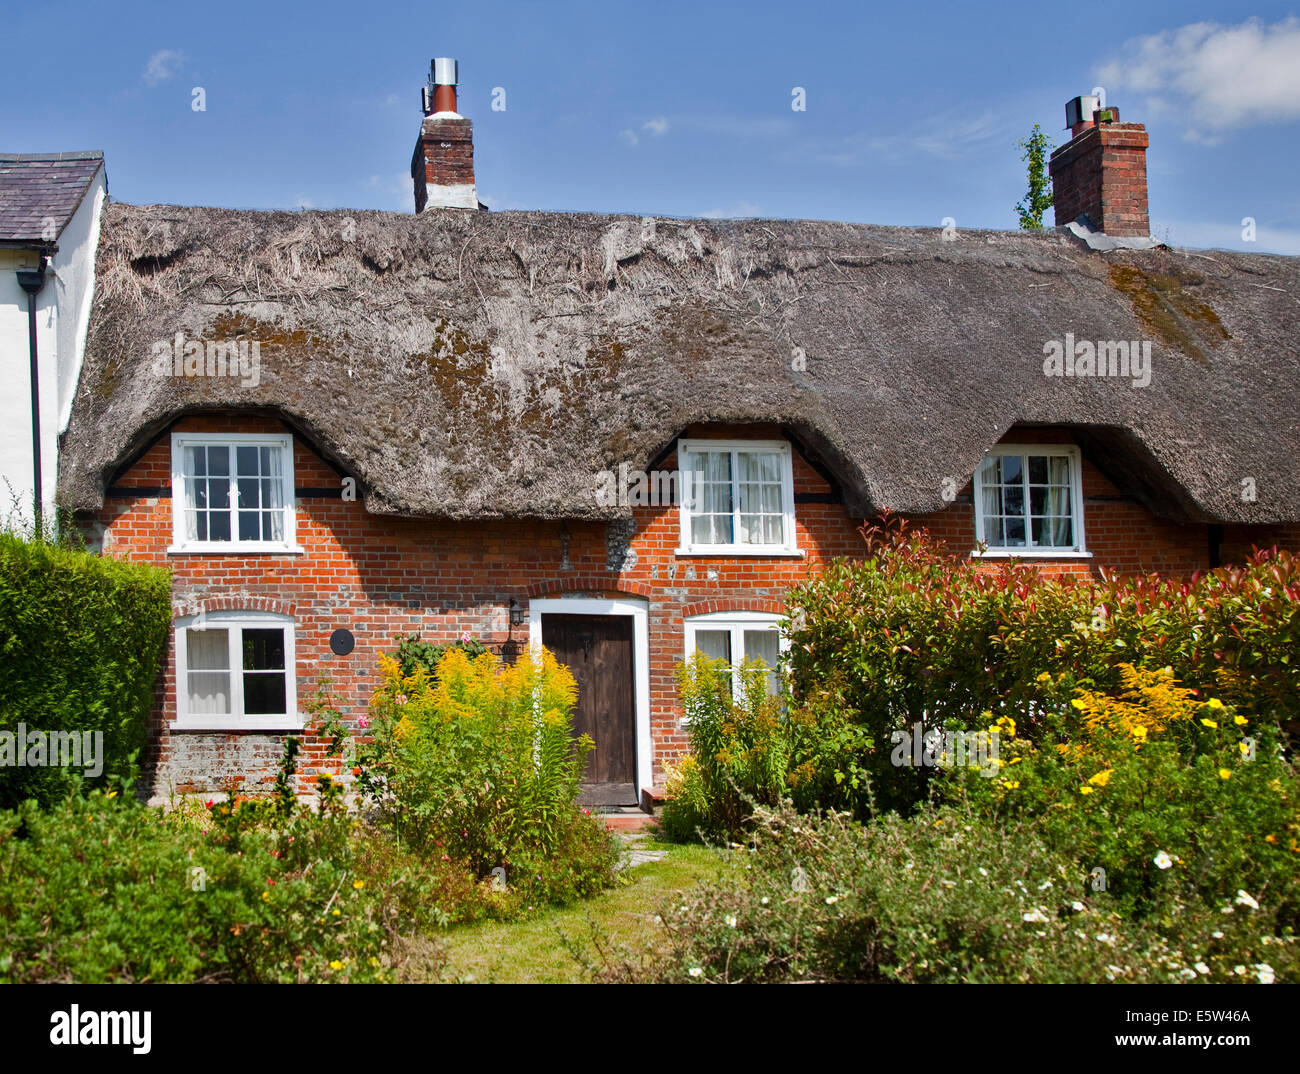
<box><xmin>699</xmin><ymin>201</ymin><xmax>761</xmax><ymax>219</ymax></box>
<box><xmin>1097</xmin><ymin>18</ymin><xmax>1300</xmax><ymax>130</ymax></box>
<box><xmin>642</xmin><ymin>116</ymin><xmax>669</xmax><ymax>136</ymax></box>
<box><xmin>143</xmin><ymin>49</ymin><xmax>187</xmax><ymax>87</ymax></box>
<box><xmin>809</xmin><ymin>107</ymin><xmax>1016</xmax><ymax>167</ymax></box>
<box><xmin>1151</xmin><ymin>217</ymin><xmax>1300</xmax><ymax>255</ymax></box>
<box><xmin>618</xmin><ymin>128</ymin><xmax>639</xmax><ymax>147</ymax></box>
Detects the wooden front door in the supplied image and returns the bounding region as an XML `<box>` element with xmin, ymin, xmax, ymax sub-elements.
<box><xmin>541</xmin><ymin>613</ymin><xmax>637</xmax><ymax>807</ymax></box>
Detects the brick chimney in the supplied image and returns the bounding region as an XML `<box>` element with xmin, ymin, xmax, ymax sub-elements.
<box><xmin>412</xmin><ymin>58</ymin><xmax>480</xmax><ymax>212</ymax></box>
<box><xmin>1049</xmin><ymin>96</ymin><xmax>1150</xmax><ymax>237</ymax></box>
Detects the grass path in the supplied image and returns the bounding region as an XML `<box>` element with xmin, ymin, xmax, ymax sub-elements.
<box><xmin>435</xmin><ymin>841</ymin><xmax>725</xmax><ymax>983</ymax></box>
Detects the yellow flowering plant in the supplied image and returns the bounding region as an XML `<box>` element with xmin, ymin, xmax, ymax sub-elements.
<box><xmin>356</xmin><ymin>643</ymin><xmax>617</xmax><ymax>899</ymax></box>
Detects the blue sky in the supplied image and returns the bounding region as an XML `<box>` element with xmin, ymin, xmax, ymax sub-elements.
<box><xmin>5</xmin><ymin>1</ymin><xmax>1299</xmax><ymax>252</ymax></box>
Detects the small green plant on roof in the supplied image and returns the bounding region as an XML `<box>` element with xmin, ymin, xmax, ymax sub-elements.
<box><xmin>1016</xmin><ymin>124</ymin><xmax>1055</xmax><ymax>231</ymax></box>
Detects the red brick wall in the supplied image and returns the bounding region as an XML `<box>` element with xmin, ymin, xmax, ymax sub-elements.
<box><xmin>412</xmin><ymin>116</ymin><xmax>475</xmax><ymax>212</ymax></box>
<box><xmin>89</xmin><ymin>416</ymin><xmax>1296</xmax><ymax>799</ymax></box>
<box><xmin>1049</xmin><ymin>123</ymin><xmax>1150</xmax><ymax>237</ymax></box>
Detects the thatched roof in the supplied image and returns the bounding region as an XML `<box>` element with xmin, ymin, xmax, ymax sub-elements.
<box><xmin>61</xmin><ymin>201</ymin><xmax>1300</xmax><ymax>524</ymax></box>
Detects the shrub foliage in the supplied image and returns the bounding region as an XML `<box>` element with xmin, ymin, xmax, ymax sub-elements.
<box><xmin>0</xmin><ymin>533</ymin><xmax>171</xmax><ymax>807</ymax></box>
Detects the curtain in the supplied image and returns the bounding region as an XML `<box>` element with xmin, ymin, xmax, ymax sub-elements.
<box><xmin>690</xmin><ymin>452</ymin><xmax>733</xmax><ymax>545</ymax></box>
<box><xmin>187</xmin><ymin>628</ymin><xmax>231</xmax><ymax>715</ymax></box>
<box><xmin>264</xmin><ymin>444</ymin><xmax>285</xmax><ymax>541</ymax></box>
<box><xmin>743</xmin><ymin>629</ymin><xmax>780</xmax><ymax>696</ymax></box>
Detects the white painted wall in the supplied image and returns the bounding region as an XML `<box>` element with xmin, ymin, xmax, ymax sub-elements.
<box><xmin>0</xmin><ymin>166</ymin><xmax>105</xmax><ymax>531</ymax></box>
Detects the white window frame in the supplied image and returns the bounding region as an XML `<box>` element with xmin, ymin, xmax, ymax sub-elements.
<box><xmin>971</xmin><ymin>444</ymin><xmax>1090</xmax><ymax>558</ymax></box>
<box><xmin>173</xmin><ymin>610</ymin><xmax>300</xmax><ymax>730</ymax></box>
<box><xmin>683</xmin><ymin>611</ymin><xmax>790</xmax><ymax>707</ymax></box>
<box><xmin>170</xmin><ymin>432</ymin><xmax>301</xmax><ymax>554</ymax></box>
<box><xmin>676</xmin><ymin>439</ymin><xmax>800</xmax><ymax>556</ymax></box>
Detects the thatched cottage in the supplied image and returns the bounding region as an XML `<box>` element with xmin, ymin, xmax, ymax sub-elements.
<box><xmin>59</xmin><ymin>64</ymin><xmax>1300</xmax><ymax>806</ymax></box>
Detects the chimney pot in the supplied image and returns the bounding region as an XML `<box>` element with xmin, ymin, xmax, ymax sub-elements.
<box><xmin>412</xmin><ymin>57</ymin><xmax>480</xmax><ymax>211</ymax></box>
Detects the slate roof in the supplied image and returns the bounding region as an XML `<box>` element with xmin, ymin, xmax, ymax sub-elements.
<box><xmin>0</xmin><ymin>151</ymin><xmax>105</xmax><ymax>244</ymax></box>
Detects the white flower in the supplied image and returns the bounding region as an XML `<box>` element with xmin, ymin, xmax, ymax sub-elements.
<box><xmin>1071</xmin><ymin>901</ymin><xmax>1085</xmax><ymax>912</ymax></box>
<box><xmin>1233</xmin><ymin>965</ymin><xmax>1247</xmax><ymax>976</ymax></box>
<box><xmin>1194</xmin><ymin>961</ymin><xmax>1210</xmax><ymax>975</ymax></box>
<box><xmin>904</xmin><ymin>862</ymin><xmax>914</xmax><ymax>870</ymax></box>
<box><xmin>1153</xmin><ymin>851</ymin><xmax>1173</xmax><ymax>870</ymax></box>
<box><xmin>1022</xmin><ymin>908</ymin><xmax>1050</xmax><ymax>924</ymax></box>
<box><xmin>653</xmin><ymin>915</ymin><xmax>662</xmax><ymax>925</ymax></box>
<box><xmin>1180</xmin><ymin>968</ymin><xmax>1198</xmax><ymax>979</ymax></box>
<box><xmin>825</xmin><ymin>895</ymin><xmax>839</xmax><ymax>905</ymax></box>
<box><xmin>724</xmin><ymin>914</ymin><xmax>737</xmax><ymax>928</ymax></box>
<box><xmin>1211</xmin><ymin>931</ymin><xmax>1224</xmax><ymax>939</ymax></box>
<box><xmin>1096</xmin><ymin>933</ymin><xmax>1113</xmax><ymax>944</ymax></box>
<box><xmin>1235</xmin><ymin>890</ymin><xmax>1260</xmax><ymax>910</ymax></box>
<box><xmin>978</xmin><ymin>867</ymin><xmax>989</xmax><ymax>877</ymax></box>
<box><xmin>941</xmin><ymin>880</ymin><xmax>956</xmax><ymax>888</ymax></box>
<box><xmin>687</xmin><ymin>967</ymin><xmax>703</xmax><ymax>978</ymax></box>
<box><xmin>1255</xmin><ymin>963</ymin><xmax>1275</xmax><ymax>984</ymax></box>
<box><xmin>1038</xmin><ymin>879</ymin><xmax>1053</xmax><ymax>890</ymax></box>
<box><xmin>760</xmin><ymin>896</ymin><xmax>769</xmax><ymax>906</ymax></box>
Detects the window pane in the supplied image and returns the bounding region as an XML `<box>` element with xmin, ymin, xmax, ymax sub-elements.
<box><xmin>186</xmin><ymin>629</ymin><xmax>230</xmax><ymax>715</ymax></box>
<box><xmin>1029</xmin><ymin>485</ymin><xmax>1047</xmax><ymax>516</ymax></box>
<box><xmin>1004</xmin><ymin>517</ymin><xmax>1025</xmax><ymax>545</ymax></box>
<box><xmin>1004</xmin><ymin>484</ymin><xmax>1024</xmax><ymax>516</ymax></box>
<box><xmin>235</xmin><ymin>445</ymin><xmax>258</xmax><ymax>476</ymax></box>
<box><xmin>238</xmin><ymin>477</ymin><xmax>260</xmax><ymax>509</ymax></box>
<box><xmin>208</xmin><ymin>510</ymin><xmax>231</xmax><ymax>542</ymax></box>
<box><xmin>1049</xmin><ymin>456</ymin><xmax>1071</xmax><ymax>484</ymax></box>
<box><xmin>1028</xmin><ymin>456</ymin><xmax>1049</xmax><ymax>484</ymax></box>
<box><xmin>243</xmin><ymin>629</ymin><xmax>285</xmax><ymax>670</ymax></box>
<box><xmin>695</xmin><ymin>630</ymin><xmax>731</xmax><ymax>663</ymax></box>
<box><xmin>244</xmin><ymin>672</ymin><xmax>286</xmax><ymax>715</ymax></box>
<box><xmin>207</xmin><ymin>446</ymin><xmax>229</xmax><ymax>476</ymax></box>
<box><xmin>1000</xmin><ymin>455</ymin><xmax>1022</xmax><ymax>483</ymax></box>
<box><xmin>743</xmin><ymin>629</ymin><xmax>780</xmax><ymax>696</ymax></box>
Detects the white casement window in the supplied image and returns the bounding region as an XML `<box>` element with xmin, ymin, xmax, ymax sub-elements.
<box><xmin>170</xmin><ymin>433</ymin><xmax>299</xmax><ymax>553</ymax></box>
<box><xmin>684</xmin><ymin>612</ymin><xmax>789</xmax><ymax>702</ymax></box>
<box><xmin>677</xmin><ymin>439</ymin><xmax>798</xmax><ymax>556</ymax></box>
<box><xmin>174</xmin><ymin>611</ymin><xmax>299</xmax><ymax>730</ymax></box>
<box><xmin>972</xmin><ymin>445</ymin><xmax>1089</xmax><ymax>557</ymax></box>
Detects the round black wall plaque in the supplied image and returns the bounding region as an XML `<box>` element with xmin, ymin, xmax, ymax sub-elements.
<box><xmin>329</xmin><ymin>628</ymin><xmax>356</xmax><ymax>656</ymax></box>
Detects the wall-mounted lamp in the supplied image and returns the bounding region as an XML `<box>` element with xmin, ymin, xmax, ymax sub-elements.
<box><xmin>508</xmin><ymin>598</ymin><xmax>526</xmax><ymax>628</ymax></box>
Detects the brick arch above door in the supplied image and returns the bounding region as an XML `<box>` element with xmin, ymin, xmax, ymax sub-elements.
<box><xmin>681</xmin><ymin>597</ymin><xmax>785</xmax><ymax>618</ymax></box>
<box><xmin>526</xmin><ymin>575</ymin><xmax>653</xmax><ymax>600</ymax></box>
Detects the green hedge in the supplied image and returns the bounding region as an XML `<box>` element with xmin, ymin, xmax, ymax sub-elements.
<box><xmin>0</xmin><ymin>534</ymin><xmax>171</xmax><ymax>807</ymax></box>
<box><xmin>782</xmin><ymin>517</ymin><xmax>1300</xmax><ymax>814</ymax></box>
